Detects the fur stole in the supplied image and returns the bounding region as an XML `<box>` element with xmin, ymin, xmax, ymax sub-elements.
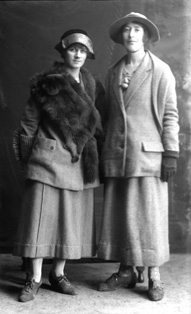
<box><xmin>29</xmin><ymin>62</ymin><xmax>104</xmax><ymax>183</ymax></box>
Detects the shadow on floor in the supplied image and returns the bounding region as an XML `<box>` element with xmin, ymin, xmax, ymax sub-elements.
<box><xmin>0</xmin><ymin>254</ymin><xmax>191</xmax><ymax>314</ymax></box>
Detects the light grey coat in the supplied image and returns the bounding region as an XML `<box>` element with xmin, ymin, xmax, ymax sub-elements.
<box><xmin>101</xmin><ymin>50</ymin><xmax>179</xmax><ymax>178</ymax></box>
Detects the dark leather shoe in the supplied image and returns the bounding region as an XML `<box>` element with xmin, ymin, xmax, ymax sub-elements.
<box><xmin>148</xmin><ymin>279</ymin><xmax>164</xmax><ymax>301</ymax></box>
<box><xmin>19</xmin><ymin>278</ymin><xmax>42</xmax><ymax>302</ymax></box>
<box><xmin>49</xmin><ymin>272</ymin><xmax>77</xmax><ymax>295</ymax></box>
<box><xmin>98</xmin><ymin>272</ymin><xmax>137</xmax><ymax>291</ymax></box>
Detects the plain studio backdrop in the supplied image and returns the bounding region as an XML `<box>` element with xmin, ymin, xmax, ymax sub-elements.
<box><xmin>0</xmin><ymin>0</ymin><xmax>190</xmax><ymax>255</ymax></box>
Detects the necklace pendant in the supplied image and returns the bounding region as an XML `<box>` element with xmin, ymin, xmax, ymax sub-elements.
<box><xmin>122</xmin><ymin>82</ymin><xmax>128</xmax><ymax>89</ymax></box>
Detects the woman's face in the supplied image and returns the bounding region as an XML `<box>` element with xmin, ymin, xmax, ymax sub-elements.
<box><xmin>64</xmin><ymin>43</ymin><xmax>88</xmax><ymax>69</ymax></box>
<box><xmin>122</xmin><ymin>22</ymin><xmax>148</xmax><ymax>52</ymax></box>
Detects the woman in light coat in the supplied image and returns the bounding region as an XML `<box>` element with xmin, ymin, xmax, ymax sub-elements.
<box><xmin>13</xmin><ymin>29</ymin><xmax>105</xmax><ymax>302</ymax></box>
<box><xmin>97</xmin><ymin>13</ymin><xmax>179</xmax><ymax>301</ymax></box>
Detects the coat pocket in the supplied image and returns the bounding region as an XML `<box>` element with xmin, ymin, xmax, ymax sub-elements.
<box><xmin>142</xmin><ymin>141</ymin><xmax>164</xmax><ymax>152</ymax></box>
<box><xmin>30</xmin><ymin>136</ymin><xmax>57</xmax><ymax>164</ymax></box>
<box><xmin>33</xmin><ymin>136</ymin><xmax>56</xmax><ymax>152</ymax></box>
<box><xmin>141</xmin><ymin>141</ymin><xmax>164</xmax><ymax>176</ymax></box>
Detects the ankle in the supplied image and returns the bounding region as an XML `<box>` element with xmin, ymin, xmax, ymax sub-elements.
<box><xmin>148</xmin><ymin>267</ymin><xmax>160</xmax><ymax>281</ymax></box>
<box><xmin>30</xmin><ymin>275</ymin><xmax>41</xmax><ymax>283</ymax></box>
<box><xmin>51</xmin><ymin>258</ymin><xmax>66</xmax><ymax>278</ymax></box>
<box><xmin>30</xmin><ymin>257</ymin><xmax>43</xmax><ymax>284</ymax></box>
<box><xmin>50</xmin><ymin>271</ymin><xmax>64</xmax><ymax>279</ymax></box>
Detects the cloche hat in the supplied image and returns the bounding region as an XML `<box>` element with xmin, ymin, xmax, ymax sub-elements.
<box><xmin>55</xmin><ymin>29</ymin><xmax>95</xmax><ymax>59</ymax></box>
<box><xmin>109</xmin><ymin>12</ymin><xmax>160</xmax><ymax>44</ymax></box>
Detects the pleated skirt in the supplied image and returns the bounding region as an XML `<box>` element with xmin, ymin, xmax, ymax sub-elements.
<box><xmin>98</xmin><ymin>177</ymin><xmax>169</xmax><ymax>266</ymax></box>
<box><xmin>13</xmin><ymin>180</ymin><xmax>96</xmax><ymax>259</ymax></box>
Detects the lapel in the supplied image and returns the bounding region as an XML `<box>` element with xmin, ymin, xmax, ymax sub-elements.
<box><xmin>123</xmin><ymin>51</ymin><xmax>152</xmax><ymax>107</ymax></box>
<box><xmin>111</xmin><ymin>56</ymin><xmax>126</xmax><ymax>113</ymax></box>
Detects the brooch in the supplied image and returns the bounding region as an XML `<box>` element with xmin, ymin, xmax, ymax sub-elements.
<box><xmin>121</xmin><ymin>69</ymin><xmax>131</xmax><ymax>89</ymax></box>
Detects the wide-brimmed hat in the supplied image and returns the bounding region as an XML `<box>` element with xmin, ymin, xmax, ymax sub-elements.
<box><xmin>55</xmin><ymin>29</ymin><xmax>95</xmax><ymax>59</ymax></box>
<box><xmin>109</xmin><ymin>12</ymin><xmax>160</xmax><ymax>44</ymax></box>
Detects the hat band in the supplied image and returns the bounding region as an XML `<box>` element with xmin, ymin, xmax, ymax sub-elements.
<box><xmin>62</xmin><ymin>33</ymin><xmax>94</xmax><ymax>54</ymax></box>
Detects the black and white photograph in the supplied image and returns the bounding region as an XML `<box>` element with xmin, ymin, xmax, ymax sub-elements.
<box><xmin>0</xmin><ymin>1</ymin><xmax>190</xmax><ymax>313</ymax></box>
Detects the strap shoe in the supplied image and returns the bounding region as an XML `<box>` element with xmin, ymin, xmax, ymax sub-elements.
<box><xmin>148</xmin><ymin>279</ymin><xmax>164</xmax><ymax>301</ymax></box>
<box><xmin>98</xmin><ymin>271</ymin><xmax>137</xmax><ymax>291</ymax></box>
<box><xmin>19</xmin><ymin>278</ymin><xmax>42</xmax><ymax>302</ymax></box>
<box><xmin>49</xmin><ymin>272</ymin><xmax>77</xmax><ymax>295</ymax></box>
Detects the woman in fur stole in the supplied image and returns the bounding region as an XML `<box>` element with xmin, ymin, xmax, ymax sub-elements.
<box><xmin>13</xmin><ymin>29</ymin><xmax>105</xmax><ymax>302</ymax></box>
<box><xmin>97</xmin><ymin>13</ymin><xmax>179</xmax><ymax>301</ymax></box>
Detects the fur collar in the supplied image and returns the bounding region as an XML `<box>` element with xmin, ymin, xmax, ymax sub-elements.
<box><xmin>29</xmin><ymin>62</ymin><xmax>103</xmax><ymax>183</ymax></box>
<box><xmin>30</xmin><ymin>61</ymin><xmax>96</xmax><ymax>102</ymax></box>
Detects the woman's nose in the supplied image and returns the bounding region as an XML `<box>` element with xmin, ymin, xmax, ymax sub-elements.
<box><xmin>75</xmin><ymin>50</ymin><xmax>80</xmax><ymax>57</ymax></box>
<box><xmin>129</xmin><ymin>29</ymin><xmax>133</xmax><ymax>37</ymax></box>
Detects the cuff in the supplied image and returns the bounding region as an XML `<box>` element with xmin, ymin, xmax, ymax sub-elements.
<box><xmin>20</xmin><ymin>134</ymin><xmax>36</xmax><ymax>163</ymax></box>
<box><xmin>163</xmin><ymin>150</ymin><xmax>179</xmax><ymax>158</ymax></box>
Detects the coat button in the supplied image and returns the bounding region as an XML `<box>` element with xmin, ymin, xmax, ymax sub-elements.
<box><xmin>50</xmin><ymin>146</ymin><xmax>54</xmax><ymax>150</ymax></box>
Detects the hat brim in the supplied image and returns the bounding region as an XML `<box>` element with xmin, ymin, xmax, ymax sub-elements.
<box><xmin>54</xmin><ymin>34</ymin><xmax>95</xmax><ymax>60</ymax></box>
<box><xmin>109</xmin><ymin>16</ymin><xmax>160</xmax><ymax>44</ymax></box>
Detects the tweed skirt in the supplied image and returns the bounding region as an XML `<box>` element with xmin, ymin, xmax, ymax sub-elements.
<box><xmin>13</xmin><ymin>180</ymin><xmax>96</xmax><ymax>259</ymax></box>
<box><xmin>98</xmin><ymin>177</ymin><xmax>169</xmax><ymax>266</ymax></box>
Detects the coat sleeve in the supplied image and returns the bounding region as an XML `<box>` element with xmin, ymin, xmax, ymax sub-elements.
<box><xmin>13</xmin><ymin>96</ymin><xmax>41</xmax><ymax>164</ymax></box>
<box><xmin>20</xmin><ymin>97</ymin><xmax>41</xmax><ymax>136</ymax></box>
<box><xmin>160</xmin><ymin>67</ymin><xmax>179</xmax><ymax>153</ymax></box>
